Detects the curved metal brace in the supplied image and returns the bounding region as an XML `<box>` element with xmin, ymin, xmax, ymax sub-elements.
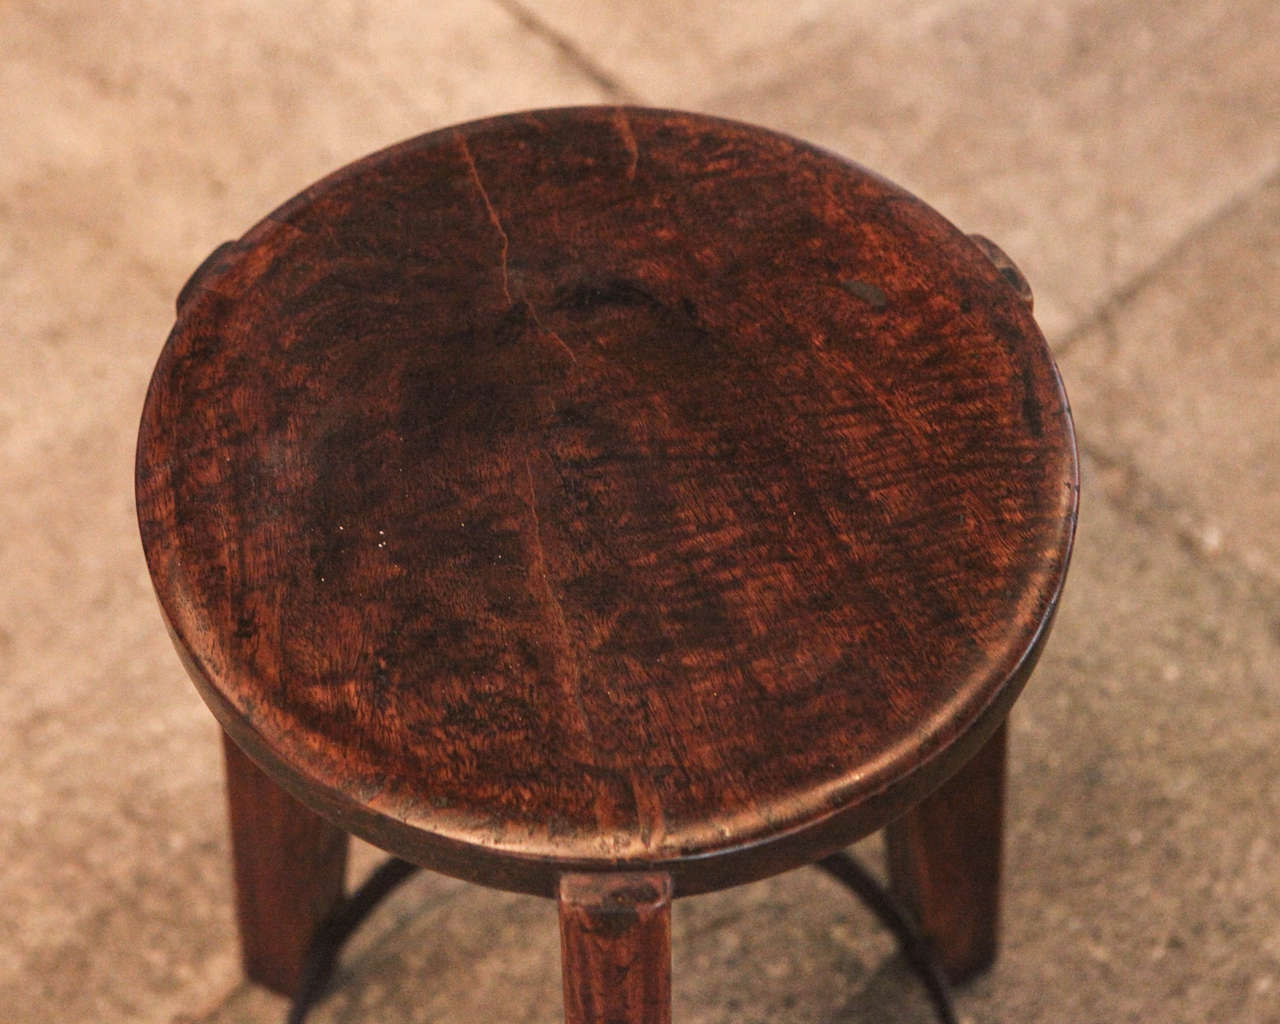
<box><xmin>286</xmin><ymin>857</ymin><xmax>422</xmax><ymax>1024</ymax></box>
<box><xmin>286</xmin><ymin>851</ymin><xmax>957</xmax><ymax>1024</ymax></box>
<box><xmin>817</xmin><ymin>851</ymin><xmax>959</xmax><ymax>1024</ymax></box>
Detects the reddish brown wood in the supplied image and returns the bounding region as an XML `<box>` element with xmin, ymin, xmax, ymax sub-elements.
<box><xmin>137</xmin><ymin>106</ymin><xmax>1077</xmax><ymax>897</ymax></box>
<box><xmin>222</xmin><ymin>732</ymin><xmax>349</xmax><ymax>996</ymax></box>
<box><xmin>886</xmin><ymin>720</ymin><xmax>1008</xmax><ymax>983</ymax></box>
<box><xmin>559</xmin><ymin>872</ymin><xmax>672</xmax><ymax>1024</ymax></box>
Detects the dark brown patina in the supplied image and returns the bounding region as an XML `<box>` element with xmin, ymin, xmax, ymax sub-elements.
<box><xmin>137</xmin><ymin>107</ymin><xmax>1077</xmax><ymax>902</ymax></box>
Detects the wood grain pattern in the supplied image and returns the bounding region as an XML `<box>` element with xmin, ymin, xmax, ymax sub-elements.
<box><xmin>887</xmin><ymin>720</ymin><xmax>1007</xmax><ymax>982</ymax></box>
<box><xmin>136</xmin><ymin>106</ymin><xmax>1077</xmax><ymax>896</ymax></box>
<box><xmin>222</xmin><ymin>732</ymin><xmax>349</xmax><ymax>996</ymax></box>
<box><xmin>559</xmin><ymin>872</ymin><xmax>672</xmax><ymax>1024</ymax></box>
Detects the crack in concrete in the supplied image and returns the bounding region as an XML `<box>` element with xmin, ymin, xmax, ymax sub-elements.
<box><xmin>1054</xmin><ymin>162</ymin><xmax>1280</xmax><ymax>597</ymax></box>
<box><xmin>491</xmin><ymin>0</ymin><xmax>642</xmax><ymax>103</ymax></box>
<box><xmin>1099</xmin><ymin>64</ymin><xmax>1124</xmax><ymax>360</ymax></box>
<box><xmin>1054</xmin><ymin>161</ymin><xmax>1280</xmax><ymax>359</ymax></box>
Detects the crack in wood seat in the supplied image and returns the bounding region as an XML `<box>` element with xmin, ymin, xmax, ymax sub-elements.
<box><xmin>136</xmin><ymin>106</ymin><xmax>1077</xmax><ymax>1018</ymax></box>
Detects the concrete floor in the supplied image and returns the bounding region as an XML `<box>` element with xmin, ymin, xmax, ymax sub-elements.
<box><xmin>3</xmin><ymin>1</ymin><xmax>1278</xmax><ymax>1021</ymax></box>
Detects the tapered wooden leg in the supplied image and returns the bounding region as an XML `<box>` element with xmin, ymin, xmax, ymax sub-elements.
<box><xmin>559</xmin><ymin>872</ymin><xmax>672</xmax><ymax>1024</ymax></box>
<box><xmin>886</xmin><ymin>721</ymin><xmax>1007</xmax><ymax>983</ymax></box>
<box><xmin>222</xmin><ymin>732</ymin><xmax>349</xmax><ymax>997</ymax></box>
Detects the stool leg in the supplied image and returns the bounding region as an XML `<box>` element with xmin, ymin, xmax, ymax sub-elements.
<box><xmin>885</xmin><ymin>721</ymin><xmax>1007</xmax><ymax>983</ymax></box>
<box><xmin>222</xmin><ymin>732</ymin><xmax>349</xmax><ymax>997</ymax></box>
<box><xmin>559</xmin><ymin>872</ymin><xmax>673</xmax><ymax>1024</ymax></box>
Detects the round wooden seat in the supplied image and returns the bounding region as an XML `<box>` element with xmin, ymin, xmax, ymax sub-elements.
<box><xmin>139</xmin><ymin>108</ymin><xmax>1077</xmax><ymax>1019</ymax></box>
<box><xmin>137</xmin><ymin>107</ymin><xmax>1076</xmax><ymax>903</ymax></box>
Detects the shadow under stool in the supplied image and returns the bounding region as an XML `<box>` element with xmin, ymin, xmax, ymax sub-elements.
<box><xmin>136</xmin><ymin>106</ymin><xmax>1078</xmax><ymax>1023</ymax></box>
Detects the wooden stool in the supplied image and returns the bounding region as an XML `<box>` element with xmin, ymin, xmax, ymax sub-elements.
<box><xmin>136</xmin><ymin>107</ymin><xmax>1077</xmax><ymax>1022</ymax></box>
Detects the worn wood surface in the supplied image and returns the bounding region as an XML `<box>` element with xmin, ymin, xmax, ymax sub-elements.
<box><xmin>887</xmin><ymin>720</ymin><xmax>1007</xmax><ymax>983</ymax></box>
<box><xmin>136</xmin><ymin>106</ymin><xmax>1077</xmax><ymax>896</ymax></box>
<box><xmin>559</xmin><ymin>872</ymin><xmax>672</xmax><ymax>1024</ymax></box>
<box><xmin>222</xmin><ymin>733</ymin><xmax>349</xmax><ymax>996</ymax></box>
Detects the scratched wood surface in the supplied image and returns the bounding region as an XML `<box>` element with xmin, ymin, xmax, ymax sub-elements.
<box><xmin>136</xmin><ymin>106</ymin><xmax>1077</xmax><ymax>896</ymax></box>
<box><xmin>559</xmin><ymin>872</ymin><xmax>673</xmax><ymax>1024</ymax></box>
